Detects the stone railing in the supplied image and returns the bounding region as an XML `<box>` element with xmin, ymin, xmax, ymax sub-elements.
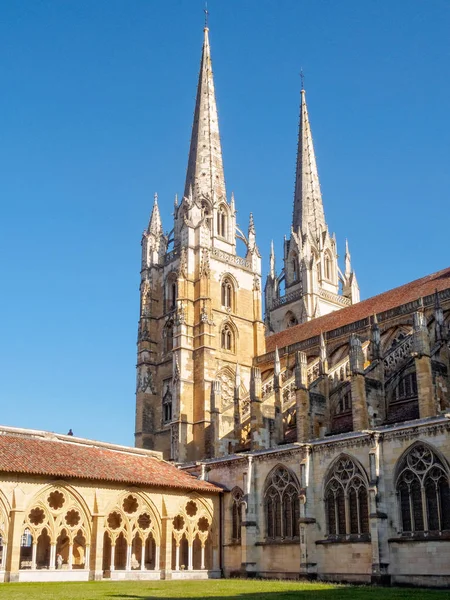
<box><xmin>271</xmin><ymin>288</ymin><xmax>302</xmax><ymax>309</ymax></box>
<box><xmin>319</xmin><ymin>288</ymin><xmax>351</xmax><ymax>306</ymax></box>
<box><xmin>384</xmin><ymin>334</ymin><xmax>413</xmax><ymax>378</ymax></box>
<box><xmin>211</xmin><ymin>247</ymin><xmax>252</xmax><ymax>271</ymax></box>
<box><xmin>164</xmin><ymin>247</ymin><xmax>180</xmax><ymax>265</ymax></box>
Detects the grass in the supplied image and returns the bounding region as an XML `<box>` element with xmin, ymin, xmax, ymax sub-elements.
<box><xmin>0</xmin><ymin>579</ymin><xmax>448</xmax><ymax>600</ymax></box>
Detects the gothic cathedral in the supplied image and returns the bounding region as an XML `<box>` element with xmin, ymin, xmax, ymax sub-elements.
<box><xmin>135</xmin><ymin>25</ymin><xmax>358</xmax><ymax>461</ymax></box>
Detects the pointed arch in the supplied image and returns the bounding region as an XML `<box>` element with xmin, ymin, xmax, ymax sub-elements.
<box><xmin>323</xmin><ymin>454</ymin><xmax>369</xmax><ymax>538</ymax></box>
<box><xmin>216</xmin><ymin>203</ymin><xmax>229</xmax><ymax>239</ymax></box>
<box><xmin>219</xmin><ymin>319</ymin><xmax>238</xmax><ymax>353</ymax></box>
<box><xmin>264</xmin><ymin>465</ymin><xmax>300</xmax><ymax>540</ymax></box>
<box><xmin>231</xmin><ymin>487</ymin><xmax>244</xmax><ymax>543</ymax></box>
<box><xmin>395</xmin><ymin>441</ymin><xmax>450</xmax><ymax>534</ymax></box>
<box><xmin>220</xmin><ymin>273</ymin><xmax>237</xmax><ymax>311</ymax></box>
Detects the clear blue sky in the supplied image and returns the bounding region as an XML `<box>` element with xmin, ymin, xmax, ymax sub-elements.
<box><xmin>1</xmin><ymin>1</ymin><xmax>449</xmax><ymax>446</ymax></box>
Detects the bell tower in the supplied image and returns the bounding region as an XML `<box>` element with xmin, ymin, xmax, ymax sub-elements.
<box><xmin>265</xmin><ymin>88</ymin><xmax>360</xmax><ymax>333</ymax></box>
<box><xmin>135</xmin><ymin>25</ymin><xmax>265</xmax><ymax>462</ymax></box>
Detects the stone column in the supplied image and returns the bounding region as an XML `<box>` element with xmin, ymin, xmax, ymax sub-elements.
<box><xmin>350</xmin><ymin>334</ymin><xmax>369</xmax><ymax>431</ymax></box>
<box><xmin>187</xmin><ymin>542</ymin><xmax>193</xmax><ymax>571</ymax></box>
<box><xmin>126</xmin><ymin>544</ymin><xmax>132</xmax><ymax>571</ymax></box>
<box><xmin>412</xmin><ymin>312</ymin><xmax>436</xmax><ymax>418</ymax></box>
<box><xmin>90</xmin><ymin>513</ymin><xmax>105</xmax><ymax>580</ymax></box>
<box><xmin>175</xmin><ymin>543</ymin><xmax>180</xmax><ymax>571</ymax></box>
<box><xmin>31</xmin><ymin>543</ymin><xmax>37</xmax><ymax>571</ymax></box>
<box><xmin>68</xmin><ymin>543</ymin><xmax>73</xmax><ymax>569</ymax></box>
<box><xmin>200</xmin><ymin>543</ymin><xmax>205</xmax><ymax>570</ymax></box>
<box><xmin>5</xmin><ymin>508</ymin><xmax>25</xmax><ymax>582</ymax></box>
<box><xmin>295</xmin><ymin>351</ymin><xmax>311</xmax><ymax>443</ymax></box>
<box><xmin>110</xmin><ymin>542</ymin><xmax>115</xmax><ymax>572</ymax></box>
<box><xmin>49</xmin><ymin>543</ymin><xmax>56</xmax><ymax>570</ymax></box>
<box><xmin>140</xmin><ymin>538</ymin><xmax>146</xmax><ymax>571</ymax></box>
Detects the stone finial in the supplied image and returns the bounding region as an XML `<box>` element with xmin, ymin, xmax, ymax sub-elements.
<box><xmin>250</xmin><ymin>367</ymin><xmax>262</xmax><ymax>401</ymax></box>
<box><xmin>319</xmin><ymin>332</ymin><xmax>328</xmax><ymax>374</ymax></box>
<box><xmin>434</xmin><ymin>290</ymin><xmax>448</xmax><ymax>342</ymax></box>
<box><xmin>370</xmin><ymin>314</ymin><xmax>381</xmax><ymax>361</ymax></box>
<box><xmin>269</xmin><ymin>240</ymin><xmax>276</xmax><ymax>279</ymax></box>
<box><xmin>344</xmin><ymin>239</ymin><xmax>351</xmax><ymax>277</ymax></box>
<box><xmin>210</xmin><ymin>380</ymin><xmax>221</xmax><ymax>413</ymax></box>
<box><xmin>412</xmin><ymin>311</ymin><xmax>430</xmax><ymax>357</ymax></box>
<box><xmin>349</xmin><ymin>334</ymin><xmax>365</xmax><ymax>375</ymax></box>
<box><xmin>148</xmin><ymin>193</ymin><xmax>163</xmax><ymax>236</ymax></box>
<box><xmin>295</xmin><ymin>351</ymin><xmax>308</xmax><ymax>389</ymax></box>
<box><xmin>274</xmin><ymin>347</ymin><xmax>281</xmax><ymax>377</ymax></box>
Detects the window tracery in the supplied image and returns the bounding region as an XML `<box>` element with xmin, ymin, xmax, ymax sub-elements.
<box><xmin>103</xmin><ymin>492</ymin><xmax>161</xmax><ymax>572</ymax></box>
<box><xmin>396</xmin><ymin>444</ymin><xmax>450</xmax><ymax>534</ymax></box>
<box><xmin>171</xmin><ymin>499</ymin><xmax>213</xmax><ymax>571</ymax></box>
<box><xmin>163</xmin><ymin>320</ymin><xmax>174</xmax><ymax>353</ymax></box>
<box><xmin>20</xmin><ymin>486</ymin><xmax>91</xmax><ymax>571</ymax></box>
<box><xmin>221</xmin><ymin>323</ymin><xmax>234</xmax><ymax>352</ymax></box>
<box><xmin>221</xmin><ymin>278</ymin><xmax>233</xmax><ymax>310</ymax></box>
<box><xmin>231</xmin><ymin>487</ymin><xmax>243</xmax><ymax>543</ymax></box>
<box><xmin>217</xmin><ymin>206</ymin><xmax>227</xmax><ymax>238</ymax></box>
<box><xmin>324</xmin><ymin>456</ymin><xmax>369</xmax><ymax>537</ymax></box>
<box><xmin>264</xmin><ymin>466</ymin><xmax>300</xmax><ymax>540</ymax></box>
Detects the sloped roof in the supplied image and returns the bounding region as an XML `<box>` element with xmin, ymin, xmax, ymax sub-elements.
<box><xmin>0</xmin><ymin>427</ymin><xmax>220</xmax><ymax>493</ymax></box>
<box><xmin>266</xmin><ymin>266</ymin><xmax>450</xmax><ymax>353</ymax></box>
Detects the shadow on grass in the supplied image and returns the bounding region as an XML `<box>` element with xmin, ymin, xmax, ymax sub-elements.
<box><xmin>105</xmin><ymin>587</ymin><xmax>450</xmax><ymax>600</ymax></box>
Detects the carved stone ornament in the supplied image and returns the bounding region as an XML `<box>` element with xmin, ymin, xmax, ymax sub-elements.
<box><xmin>200</xmin><ymin>248</ymin><xmax>210</xmax><ymax>278</ymax></box>
<box><xmin>173</xmin><ymin>354</ymin><xmax>181</xmax><ymax>383</ymax></box>
<box><xmin>200</xmin><ymin>300</ymin><xmax>214</xmax><ymax>325</ymax></box>
<box><xmin>253</xmin><ymin>275</ymin><xmax>261</xmax><ymax>292</ymax></box>
<box><xmin>138</xmin><ymin>319</ymin><xmax>151</xmax><ymax>343</ymax></box>
<box><xmin>141</xmin><ymin>279</ymin><xmax>152</xmax><ymax>317</ymax></box>
<box><xmin>178</xmin><ymin>247</ymin><xmax>188</xmax><ymax>279</ymax></box>
<box><xmin>137</xmin><ymin>367</ymin><xmax>156</xmax><ymax>394</ymax></box>
<box><xmin>176</xmin><ymin>300</ymin><xmax>186</xmax><ymax>325</ymax></box>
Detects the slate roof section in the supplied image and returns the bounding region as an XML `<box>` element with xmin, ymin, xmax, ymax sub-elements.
<box><xmin>266</xmin><ymin>266</ymin><xmax>450</xmax><ymax>353</ymax></box>
<box><xmin>0</xmin><ymin>427</ymin><xmax>221</xmax><ymax>493</ymax></box>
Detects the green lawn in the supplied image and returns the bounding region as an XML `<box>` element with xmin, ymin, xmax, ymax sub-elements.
<box><xmin>0</xmin><ymin>580</ymin><xmax>447</xmax><ymax>600</ymax></box>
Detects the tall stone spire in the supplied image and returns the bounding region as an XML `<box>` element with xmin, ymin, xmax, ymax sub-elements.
<box><xmin>184</xmin><ymin>26</ymin><xmax>226</xmax><ymax>202</ymax></box>
<box><xmin>292</xmin><ymin>89</ymin><xmax>325</xmax><ymax>238</ymax></box>
<box><xmin>148</xmin><ymin>193</ymin><xmax>162</xmax><ymax>235</ymax></box>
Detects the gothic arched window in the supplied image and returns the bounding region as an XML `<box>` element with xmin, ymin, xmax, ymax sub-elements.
<box><xmin>396</xmin><ymin>444</ymin><xmax>450</xmax><ymax>534</ymax></box>
<box><xmin>217</xmin><ymin>206</ymin><xmax>227</xmax><ymax>238</ymax></box>
<box><xmin>264</xmin><ymin>466</ymin><xmax>300</xmax><ymax>540</ymax></box>
<box><xmin>231</xmin><ymin>487</ymin><xmax>243</xmax><ymax>543</ymax></box>
<box><xmin>162</xmin><ymin>387</ymin><xmax>173</xmax><ymax>423</ymax></box>
<box><xmin>325</xmin><ymin>456</ymin><xmax>369</xmax><ymax>537</ymax></box>
<box><xmin>324</xmin><ymin>253</ymin><xmax>332</xmax><ymax>280</ymax></box>
<box><xmin>221</xmin><ymin>324</ymin><xmax>234</xmax><ymax>352</ymax></box>
<box><xmin>292</xmin><ymin>254</ymin><xmax>298</xmax><ymax>282</ymax></box>
<box><xmin>166</xmin><ymin>275</ymin><xmax>177</xmax><ymax>312</ymax></box>
<box><xmin>164</xmin><ymin>320</ymin><xmax>174</xmax><ymax>353</ymax></box>
<box><xmin>221</xmin><ymin>278</ymin><xmax>233</xmax><ymax>310</ymax></box>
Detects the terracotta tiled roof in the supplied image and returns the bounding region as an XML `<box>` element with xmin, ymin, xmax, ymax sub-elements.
<box><xmin>0</xmin><ymin>428</ymin><xmax>221</xmax><ymax>493</ymax></box>
<box><xmin>266</xmin><ymin>266</ymin><xmax>450</xmax><ymax>353</ymax></box>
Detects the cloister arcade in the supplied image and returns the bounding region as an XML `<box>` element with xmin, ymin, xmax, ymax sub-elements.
<box><xmin>1</xmin><ymin>481</ymin><xmax>219</xmax><ymax>582</ymax></box>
